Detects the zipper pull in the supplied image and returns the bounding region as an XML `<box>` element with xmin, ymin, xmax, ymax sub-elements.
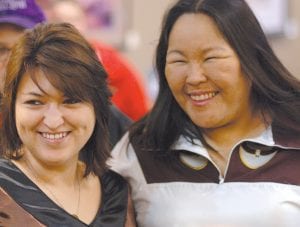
<box><xmin>219</xmin><ymin>175</ymin><xmax>224</xmax><ymax>184</ymax></box>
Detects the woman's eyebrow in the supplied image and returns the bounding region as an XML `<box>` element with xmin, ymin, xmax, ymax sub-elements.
<box><xmin>19</xmin><ymin>91</ymin><xmax>43</xmax><ymax>97</ymax></box>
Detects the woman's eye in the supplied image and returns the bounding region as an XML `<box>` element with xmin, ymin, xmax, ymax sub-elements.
<box><xmin>0</xmin><ymin>47</ymin><xmax>10</xmax><ymax>54</ymax></box>
<box><xmin>175</xmin><ymin>60</ymin><xmax>186</xmax><ymax>63</ymax></box>
<box><xmin>167</xmin><ymin>59</ymin><xmax>186</xmax><ymax>64</ymax></box>
<box><xmin>63</xmin><ymin>98</ymin><xmax>81</xmax><ymax>104</ymax></box>
<box><xmin>205</xmin><ymin>55</ymin><xmax>229</xmax><ymax>62</ymax></box>
<box><xmin>205</xmin><ymin>56</ymin><xmax>217</xmax><ymax>61</ymax></box>
<box><xmin>24</xmin><ymin>100</ymin><xmax>43</xmax><ymax>105</ymax></box>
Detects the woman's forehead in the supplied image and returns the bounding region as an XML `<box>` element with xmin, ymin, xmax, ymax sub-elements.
<box><xmin>18</xmin><ymin>69</ymin><xmax>62</xmax><ymax>96</ymax></box>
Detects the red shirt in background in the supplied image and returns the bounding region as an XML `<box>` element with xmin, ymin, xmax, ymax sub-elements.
<box><xmin>90</xmin><ymin>40</ymin><xmax>150</xmax><ymax>121</ymax></box>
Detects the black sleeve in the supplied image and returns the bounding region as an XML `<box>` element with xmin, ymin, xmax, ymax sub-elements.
<box><xmin>108</xmin><ymin>105</ymin><xmax>133</xmax><ymax>147</ymax></box>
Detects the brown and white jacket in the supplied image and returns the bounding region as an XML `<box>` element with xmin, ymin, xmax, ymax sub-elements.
<box><xmin>108</xmin><ymin>126</ymin><xmax>300</xmax><ymax>227</ymax></box>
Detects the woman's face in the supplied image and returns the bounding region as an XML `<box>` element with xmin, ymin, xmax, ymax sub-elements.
<box><xmin>15</xmin><ymin>68</ymin><xmax>96</xmax><ymax>166</ymax></box>
<box><xmin>165</xmin><ymin>13</ymin><xmax>252</xmax><ymax>131</ymax></box>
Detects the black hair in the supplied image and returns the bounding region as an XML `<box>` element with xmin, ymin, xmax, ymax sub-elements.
<box><xmin>129</xmin><ymin>0</ymin><xmax>300</xmax><ymax>153</ymax></box>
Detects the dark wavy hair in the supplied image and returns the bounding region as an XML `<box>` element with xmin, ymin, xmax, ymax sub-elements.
<box><xmin>129</xmin><ymin>0</ymin><xmax>300</xmax><ymax>152</ymax></box>
<box><xmin>0</xmin><ymin>22</ymin><xmax>111</xmax><ymax>176</ymax></box>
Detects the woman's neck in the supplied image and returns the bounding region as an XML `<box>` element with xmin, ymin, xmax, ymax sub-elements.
<box><xmin>14</xmin><ymin>154</ymin><xmax>83</xmax><ymax>187</ymax></box>
<box><xmin>202</xmin><ymin>112</ymin><xmax>269</xmax><ymax>159</ymax></box>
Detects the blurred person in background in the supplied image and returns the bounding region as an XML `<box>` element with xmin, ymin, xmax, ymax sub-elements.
<box><xmin>0</xmin><ymin>0</ymin><xmax>131</xmax><ymax>147</ymax></box>
<box><xmin>40</xmin><ymin>0</ymin><xmax>150</xmax><ymax>121</ymax></box>
<box><xmin>0</xmin><ymin>0</ymin><xmax>45</xmax><ymax>92</ymax></box>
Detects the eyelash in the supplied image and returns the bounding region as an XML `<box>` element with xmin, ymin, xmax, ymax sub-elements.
<box><xmin>205</xmin><ymin>56</ymin><xmax>217</xmax><ymax>61</ymax></box>
<box><xmin>168</xmin><ymin>59</ymin><xmax>187</xmax><ymax>64</ymax></box>
<box><xmin>24</xmin><ymin>100</ymin><xmax>43</xmax><ymax>105</ymax></box>
<box><xmin>168</xmin><ymin>56</ymin><xmax>221</xmax><ymax>64</ymax></box>
<box><xmin>24</xmin><ymin>98</ymin><xmax>81</xmax><ymax>105</ymax></box>
<box><xmin>63</xmin><ymin>98</ymin><xmax>81</xmax><ymax>104</ymax></box>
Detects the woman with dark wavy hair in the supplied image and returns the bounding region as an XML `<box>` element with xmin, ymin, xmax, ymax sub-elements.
<box><xmin>109</xmin><ymin>0</ymin><xmax>300</xmax><ymax>226</ymax></box>
<box><xmin>0</xmin><ymin>22</ymin><xmax>135</xmax><ymax>226</ymax></box>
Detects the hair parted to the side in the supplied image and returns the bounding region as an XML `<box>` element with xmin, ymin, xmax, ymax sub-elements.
<box><xmin>129</xmin><ymin>0</ymin><xmax>300</xmax><ymax>153</ymax></box>
<box><xmin>0</xmin><ymin>22</ymin><xmax>112</xmax><ymax>176</ymax></box>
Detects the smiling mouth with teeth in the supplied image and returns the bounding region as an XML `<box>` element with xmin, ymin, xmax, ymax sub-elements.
<box><xmin>41</xmin><ymin>132</ymin><xmax>68</xmax><ymax>140</ymax></box>
<box><xmin>190</xmin><ymin>92</ymin><xmax>217</xmax><ymax>101</ymax></box>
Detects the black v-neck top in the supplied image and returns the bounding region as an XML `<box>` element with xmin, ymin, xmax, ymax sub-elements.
<box><xmin>0</xmin><ymin>159</ymin><xmax>128</xmax><ymax>227</ymax></box>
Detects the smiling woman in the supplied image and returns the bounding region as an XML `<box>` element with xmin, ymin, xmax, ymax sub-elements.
<box><xmin>0</xmin><ymin>23</ymin><xmax>135</xmax><ymax>227</ymax></box>
<box><xmin>15</xmin><ymin>68</ymin><xmax>96</xmax><ymax>166</ymax></box>
<box><xmin>165</xmin><ymin>13</ymin><xmax>252</xmax><ymax>132</ymax></box>
<box><xmin>108</xmin><ymin>0</ymin><xmax>300</xmax><ymax>226</ymax></box>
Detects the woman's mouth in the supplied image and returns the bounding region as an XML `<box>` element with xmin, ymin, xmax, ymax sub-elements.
<box><xmin>190</xmin><ymin>92</ymin><xmax>217</xmax><ymax>101</ymax></box>
<box><xmin>40</xmin><ymin>132</ymin><xmax>69</xmax><ymax>140</ymax></box>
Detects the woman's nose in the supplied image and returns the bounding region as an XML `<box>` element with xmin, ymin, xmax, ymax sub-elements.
<box><xmin>186</xmin><ymin>63</ymin><xmax>207</xmax><ymax>85</ymax></box>
<box><xmin>43</xmin><ymin>104</ymin><xmax>64</xmax><ymax>129</ymax></box>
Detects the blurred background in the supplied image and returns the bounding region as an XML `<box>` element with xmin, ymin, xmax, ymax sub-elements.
<box><xmin>36</xmin><ymin>0</ymin><xmax>300</xmax><ymax>102</ymax></box>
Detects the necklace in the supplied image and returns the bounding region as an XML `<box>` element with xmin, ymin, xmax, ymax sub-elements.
<box><xmin>24</xmin><ymin>159</ymin><xmax>81</xmax><ymax>219</ymax></box>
